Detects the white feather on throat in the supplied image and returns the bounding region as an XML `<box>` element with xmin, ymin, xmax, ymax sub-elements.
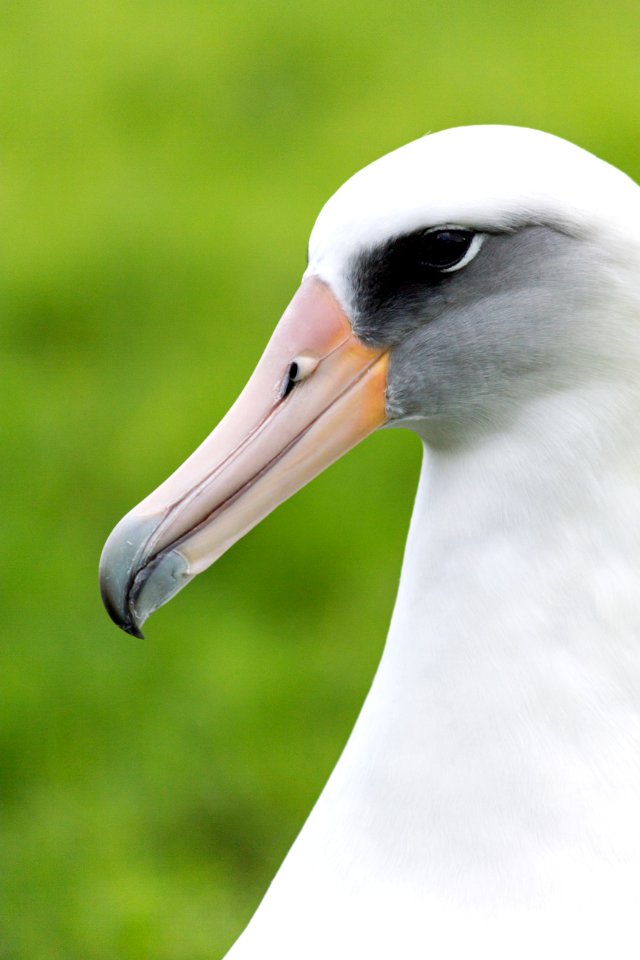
<box><xmin>231</xmin><ymin>128</ymin><xmax>640</xmax><ymax>960</ymax></box>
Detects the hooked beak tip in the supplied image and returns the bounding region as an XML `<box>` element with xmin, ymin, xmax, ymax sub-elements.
<box><xmin>100</xmin><ymin>512</ymin><xmax>193</xmax><ymax>638</ymax></box>
<box><xmin>99</xmin><ymin>512</ymin><xmax>161</xmax><ymax>638</ymax></box>
<box><xmin>99</xmin><ymin>568</ymin><xmax>145</xmax><ymax>637</ymax></box>
<box><xmin>121</xmin><ymin>618</ymin><xmax>146</xmax><ymax>640</ymax></box>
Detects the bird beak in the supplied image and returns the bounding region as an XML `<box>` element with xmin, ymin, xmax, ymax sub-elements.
<box><xmin>100</xmin><ymin>278</ymin><xmax>389</xmax><ymax>637</ymax></box>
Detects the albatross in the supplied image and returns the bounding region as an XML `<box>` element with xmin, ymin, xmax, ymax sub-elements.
<box><xmin>99</xmin><ymin>125</ymin><xmax>640</xmax><ymax>959</ymax></box>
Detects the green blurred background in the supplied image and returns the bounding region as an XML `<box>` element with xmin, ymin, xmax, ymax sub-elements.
<box><xmin>2</xmin><ymin>0</ymin><xmax>640</xmax><ymax>956</ymax></box>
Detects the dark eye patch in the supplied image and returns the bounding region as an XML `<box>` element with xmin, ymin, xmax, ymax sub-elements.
<box><xmin>349</xmin><ymin>226</ymin><xmax>483</xmax><ymax>346</ymax></box>
<box><xmin>358</xmin><ymin>227</ymin><xmax>475</xmax><ymax>295</ymax></box>
<box><xmin>351</xmin><ymin>226</ymin><xmax>474</xmax><ymax>310</ymax></box>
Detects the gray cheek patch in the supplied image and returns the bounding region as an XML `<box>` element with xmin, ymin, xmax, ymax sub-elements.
<box><xmin>348</xmin><ymin>224</ymin><xmax>609</xmax><ymax>436</ymax></box>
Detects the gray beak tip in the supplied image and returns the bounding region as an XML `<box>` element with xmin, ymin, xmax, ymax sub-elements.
<box><xmin>99</xmin><ymin>566</ymin><xmax>146</xmax><ymax>638</ymax></box>
<box><xmin>100</xmin><ymin>513</ymin><xmax>192</xmax><ymax>638</ymax></box>
<box><xmin>99</xmin><ymin>513</ymin><xmax>161</xmax><ymax>638</ymax></box>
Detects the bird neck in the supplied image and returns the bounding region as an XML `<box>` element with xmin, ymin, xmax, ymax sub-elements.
<box><xmin>397</xmin><ymin>380</ymin><xmax>640</xmax><ymax>665</ymax></box>
<box><xmin>373</xmin><ymin>381</ymin><xmax>640</xmax><ymax>891</ymax></box>
<box><xmin>228</xmin><ymin>382</ymin><xmax>640</xmax><ymax>958</ymax></box>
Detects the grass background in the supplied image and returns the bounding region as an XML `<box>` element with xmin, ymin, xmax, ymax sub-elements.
<box><xmin>2</xmin><ymin>1</ymin><xmax>640</xmax><ymax>957</ymax></box>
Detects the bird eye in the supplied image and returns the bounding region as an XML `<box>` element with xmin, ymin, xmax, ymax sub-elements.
<box><xmin>419</xmin><ymin>229</ymin><xmax>483</xmax><ymax>273</ymax></box>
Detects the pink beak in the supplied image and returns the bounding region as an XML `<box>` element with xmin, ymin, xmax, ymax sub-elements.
<box><xmin>100</xmin><ymin>278</ymin><xmax>389</xmax><ymax>636</ymax></box>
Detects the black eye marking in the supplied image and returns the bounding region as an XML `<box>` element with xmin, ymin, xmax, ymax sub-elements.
<box><xmin>351</xmin><ymin>226</ymin><xmax>484</xmax><ymax>317</ymax></box>
<box><xmin>348</xmin><ymin>225</ymin><xmax>488</xmax><ymax>345</ymax></box>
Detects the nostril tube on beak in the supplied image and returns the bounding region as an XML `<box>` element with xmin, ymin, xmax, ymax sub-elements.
<box><xmin>282</xmin><ymin>354</ymin><xmax>321</xmax><ymax>398</ymax></box>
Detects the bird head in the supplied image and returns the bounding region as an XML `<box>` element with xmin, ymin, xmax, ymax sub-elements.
<box><xmin>99</xmin><ymin>125</ymin><xmax>640</xmax><ymax>636</ymax></box>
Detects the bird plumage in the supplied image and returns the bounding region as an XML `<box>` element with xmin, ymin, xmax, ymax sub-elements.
<box><xmin>230</xmin><ymin>128</ymin><xmax>640</xmax><ymax>958</ymax></box>
<box><xmin>100</xmin><ymin>126</ymin><xmax>640</xmax><ymax>958</ymax></box>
